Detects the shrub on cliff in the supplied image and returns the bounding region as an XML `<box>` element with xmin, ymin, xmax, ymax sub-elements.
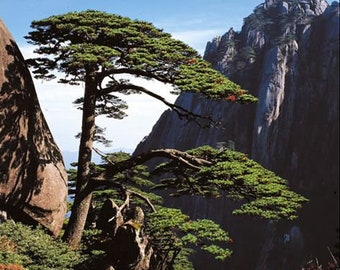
<box><xmin>0</xmin><ymin>220</ymin><xmax>81</xmax><ymax>270</ymax></box>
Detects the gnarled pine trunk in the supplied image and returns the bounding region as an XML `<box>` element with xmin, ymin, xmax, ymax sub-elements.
<box><xmin>63</xmin><ymin>71</ymin><xmax>97</xmax><ymax>248</ymax></box>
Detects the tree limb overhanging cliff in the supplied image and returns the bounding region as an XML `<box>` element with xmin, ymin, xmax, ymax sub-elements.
<box><xmin>134</xmin><ymin>0</ymin><xmax>339</xmax><ymax>268</ymax></box>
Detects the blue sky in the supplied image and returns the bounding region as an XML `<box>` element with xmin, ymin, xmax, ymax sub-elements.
<box><xmin>0</xmin><ymin>0</ymin><xmax>263</xmax><ymax>153</ymax></box>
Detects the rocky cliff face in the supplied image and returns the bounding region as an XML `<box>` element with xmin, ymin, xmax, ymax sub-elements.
<box><xmin>0</xmin><ymin>19</ymin><xmax>68</xmax><ymax>236</ymax></box>
<box><xmin>135</xmin><ymin>0</ymin><xmax>339</xmax><ymax>268</ymax></box>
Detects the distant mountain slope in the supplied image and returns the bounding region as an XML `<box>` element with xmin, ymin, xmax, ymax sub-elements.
<box><xmin>134</xmin><ymin>0</ymin><xmax>339</xmax><ymax>268</ymax></box>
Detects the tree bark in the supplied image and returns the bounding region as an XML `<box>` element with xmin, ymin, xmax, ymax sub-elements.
<box><xmin>63</xmin><ymin>71</ymin><xmax>97</xmax><ymax>248</ymax></box>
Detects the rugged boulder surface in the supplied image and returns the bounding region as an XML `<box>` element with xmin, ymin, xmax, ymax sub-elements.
<box><xmin>135</xmin><ymin>0</ymin><xmax>339</xmax><ymax>268</ymax></box>
<box><xmin>0</xmin><ymin>19</ymin><xmax>67</xmax><ymax>236</ymax></box>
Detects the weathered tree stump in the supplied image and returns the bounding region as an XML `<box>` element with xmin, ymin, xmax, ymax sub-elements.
<box><xmin>96</xmin><ymin>200</ymin><xmax>153</xmax><ymax>270</ymax></box>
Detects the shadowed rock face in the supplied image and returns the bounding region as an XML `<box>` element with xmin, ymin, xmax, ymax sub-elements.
<box><xmin>0</xmin><ymin>19</ymin><xmax>67</xmax><ymax>236</ymax></box>
<box><xmin>135</xmin><ymin>0</ymin><xmax>339</xmax><ymax>268</ymax></box>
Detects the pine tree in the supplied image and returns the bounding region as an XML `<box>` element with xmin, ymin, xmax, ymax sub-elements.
<box><xmin>25</xmin><ymin>10</ymin><xmax>305</xmax><ymax>259</ymax></box>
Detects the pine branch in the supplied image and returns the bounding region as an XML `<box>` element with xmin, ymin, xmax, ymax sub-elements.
<box><xmin>93</xmin><ymin>147</ymin><xmax>212</xmax><ymax>177</ymax></box>
<box><xmin>127</xmin><ymin>190</ymin><xmax>157</xmax><ymax>212</ymax></box>
<box><xmin>96</xmin><ymin>67</ymin><xmax>173</xmax><ymax>86</ymax></box>
<box><xmin>89</xmin><ymin>177</ymin><xmax>157</xmax><ymax>212</ymax></box>
<box><xmin>96</xmin><ymin>83</ymin><xmax>219</xmax><ymax>127</ymax></box>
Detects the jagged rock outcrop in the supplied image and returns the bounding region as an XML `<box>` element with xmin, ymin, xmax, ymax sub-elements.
<box><xmin>89</xmin><ymin>200</ymin><xmax>152</xmax><ymax>269</ymax></box>
<box><xmin>135</xmin><ymin>0</ymin><xmax>339</xmax><ymax>268</ymax></box>
<box><xmin>0</xmin><ymin>19</ymin><xmax>67</xmax><ymax>236</ymax></box>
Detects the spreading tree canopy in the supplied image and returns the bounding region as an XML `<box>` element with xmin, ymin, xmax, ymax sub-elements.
<box><xmin>25</xmin><ymin>10</ymin><xmax>307</xmax><ymax>267</ymax></box>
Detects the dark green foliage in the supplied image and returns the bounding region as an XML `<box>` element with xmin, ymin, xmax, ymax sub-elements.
<box><xmin>69</xmin><ymin>146</ymin><xmax>307</xmax><ymax>268</ymax></box>
<box><xmin>91</xmin><ymin>151</ymin><xmax>163</xmax><ymax>209</ymax></box>
<box><xmin>0</xmin><ymin>221</ymin><xmax>81</xmax><ymax>269</ymax></box>
<box><xmin>153</xmin><ymin>146</ymin><xmax>308</xmax><ymax>221</ymax></box>
<box><xmin>25</xmin><ymin>10</ymin><xmax>257</xmax><ymax>107</ymax></box>
<box><xmin>75</xmin><ymin>126</ymin><xmax>114</xmax><ymax>147</ymax></box>
<box><xmin>25</xmin><ymin>10</ymin><xmax>258</xmax><ymax>249</ymax></box>
<box><xmin>147</xmin><ymin>207</ymin><xmax>232</xmax><ymax>268</ymax></box>
<box><xmin>25</xmin><ymin>10</ymin><xmax>307</xmax><ymax>267</ymax></box>
<box><xmin>67</xmin><ymin>152</ymin><xmax>234</xmax><ymax>269</ymax></box>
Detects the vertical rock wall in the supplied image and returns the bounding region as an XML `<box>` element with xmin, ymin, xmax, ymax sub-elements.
<box><xmin>0</xmin><ymin>19</ymin><xmax>67</xmax><ymax>236</ymax></box>
<box><xmin>135</xmin><ymin>1</ymin><xmax>339</xmax><ymax>268</ymax></box>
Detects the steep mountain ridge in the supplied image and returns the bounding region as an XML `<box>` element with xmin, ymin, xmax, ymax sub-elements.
<box><xmin>135</xmin><ymin>0</ymin><xmax>339</xmax><ymax>268</ymax></box>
